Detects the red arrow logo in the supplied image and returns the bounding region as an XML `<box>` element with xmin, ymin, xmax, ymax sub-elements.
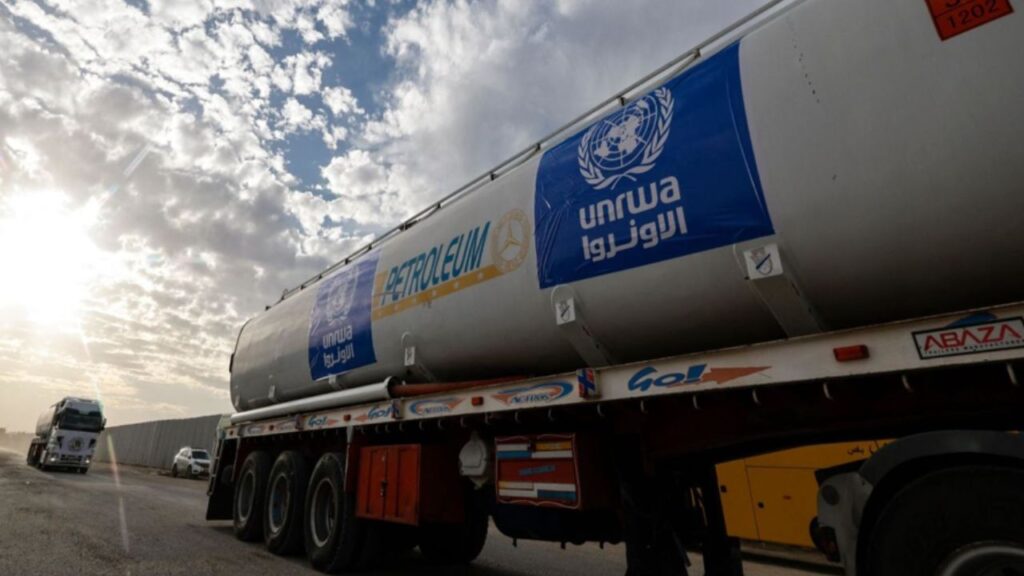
<box><xmin>703</xmin><ymin>366</ymin><xmax>769</xmax><ymax>384</ymax></box>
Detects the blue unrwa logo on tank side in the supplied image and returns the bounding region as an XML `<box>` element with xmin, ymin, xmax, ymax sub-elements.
<box><xmin>308</xmin><ymin>254</ymin><xmax>379</xmax><ymax>381</ymax></box>
<box><xmin>534</xmin><ymin>42</ymin><xmax>773</xmax><ymax>288</ymax></box>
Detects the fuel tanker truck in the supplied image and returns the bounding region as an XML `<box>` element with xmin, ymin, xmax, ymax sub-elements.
<box><xmin>26</xmin><ymin>397</ymin><xmax>105</xmax><ymax>474</ymax></box>
<box><xmin>207</xmin><ymin>1</ymin><xmax>1024</xmax><ymax>574</ymax></box>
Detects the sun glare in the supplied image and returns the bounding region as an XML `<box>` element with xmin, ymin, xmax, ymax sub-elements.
<box><xmin>0</xmin><ymin>191</ymin><xmax>101</xmax><ymax>327</ymax></box>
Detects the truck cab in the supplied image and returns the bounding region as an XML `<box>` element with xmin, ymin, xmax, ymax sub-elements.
<box><xmin>26</xmin><ymin>397</ymin><xmax>106</xmax><ymax>474</ymax></box>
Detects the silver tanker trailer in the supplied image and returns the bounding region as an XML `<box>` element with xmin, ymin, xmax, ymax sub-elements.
<box><xmin>231</xmin><ymin>0</ymin><xmax>1024</xmax><ymax>416</ymax></box>
<box><xmin>209</xmin><ymin>1</ymin><xmax>1024</xmax><ymax>575</ymax></box>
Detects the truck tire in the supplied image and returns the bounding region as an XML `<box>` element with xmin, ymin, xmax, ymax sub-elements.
<box><xmin>418</xmin><ymin>484</ymin><xmax>489</xmax><ymax>565</ymax></box>
<box><xmin>264</xmin><ymin>451</ymin><xmax>308</xmax><ymax>556</ymax></box>
<box><xmin>863</xmin><ymin>466</ymin><xmax>1024</xmax><ymax>576</ymax></box>
<box><xmin>304</xmin><ymin>452</ymin><xmax>365</xmax><ymax>573</ymax></box>
<box><xmin>171</xmin><ymin>464</ymin><xmax>178</xmax><ymax>478</ymax></box>
<box><xmin>233</xmin><ymin>451</ymin><xmax>271</xmax><ymax>542</ymax></box>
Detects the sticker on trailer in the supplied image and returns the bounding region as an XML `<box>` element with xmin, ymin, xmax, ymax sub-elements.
<box><xmin>533</xmin><ymin>42</ymin><xmax>774</xmax><ymax>288</ymax></box>
<box><xmin>275</xmin><ymin>421</ymin><xmax>299</xmax><ymax>433</ymax></box>
<box><xmin>353</xmin><ymin>403</ymin><xmax>396</xmax><ymax>423</ymax></box>
<box><xmin>308</xmin><ymin>254</ymin><xmax>379</xmax><ymax>381</ymax></box>
<box><xmin>371</xmin><ymin>209</ymin><xmax>532</xmax><ymax>322</ymax></box>
<box><xmin>925</xmin><ymin>0</ymin><xmax>1014</xmax><ymax>41</ymax></box>
<box><xmin>492</xmin><ymin>381</ymin><xmax>574</xmax><ymax>406</ymax></box>
<box><xmin>626</xmin><ymin>364</ymin><xmax>769</xmax><ymax>393</ymax></box>
<box><xmin>496</xmin><ymin>436</ymin><xmax>581</xmax><ymax>508</ymax></box>
<box><xmin>408</xmin><ymin>397</ymin><xmax>464</xmax><ymax>416</ymax></box>
<box><xmin>912</xmin><ymin>314</ymin><xmax>1024</xmax><ymax>359</ymax></box>
<box><xmin>576</xmin><ymin>368</ymin><xmax>599</xmax><ymax>398</ymax></box>
<box><xmin>744</xmin><ymin>244</ymin><xmax>783</xmax><ymax>280</ymax></box>
<box><xmin>305</xmin><ymin>415</ymin><xmax>340</xmax><ymax>429</ymax></box>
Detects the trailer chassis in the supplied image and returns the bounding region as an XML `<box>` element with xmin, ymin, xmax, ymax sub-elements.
<box><xmin>208</xmin><ymin>302</ymin><xmax>1024</xmax><ymax>575</ymax></box>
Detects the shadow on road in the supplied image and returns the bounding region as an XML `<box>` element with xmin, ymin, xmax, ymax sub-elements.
<box><xmin>204</xmin><ymin>523</ymin><xmax>554</xmax><ymax>576</ymax></box>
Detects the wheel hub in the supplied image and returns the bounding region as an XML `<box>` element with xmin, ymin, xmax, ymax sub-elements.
<box><xmin>237</xmin><ymin>469</ymin><xmax>256</xmax><ymax>523</ymax></box>
<box><xmin>937</xmin><ymin>542</ymin><xmax>1024</xmax><ymax>576</ymax></box>
<box><xmin>310</xmin><ymin>477</ymin><xmax>336</xmax><ymax>548</ymax></box>
<box><xmin>268</xmin><ymin>474</ymin><xmax>290</xmax><ymax>534</ymax></box>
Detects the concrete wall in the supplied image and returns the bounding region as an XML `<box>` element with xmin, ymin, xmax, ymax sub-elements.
<box><xmin>0</xmin><ymin>431</ymin><xmax>33</xmax><ymax>455</ymax></box>
<box><xmin>93</xmin><ymin>414</ymin><xmax>227</xmax><ymax>470</ymax></box>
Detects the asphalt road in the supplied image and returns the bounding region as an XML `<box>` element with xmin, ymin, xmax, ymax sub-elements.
<box><xmin>0</xmin><ymin>449</ymin><xmax>828</xmax><ymax>576</ymax></box>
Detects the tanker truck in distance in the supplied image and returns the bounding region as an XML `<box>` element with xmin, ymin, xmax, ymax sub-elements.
<box><xmin>26</xmin><ymin>398</ymin><xmax>105</xmax><ymax>474</ymax></box>
<box><xmin>208</xmin><ymin>1</ymin><xmax>1024</xmax><ymax>574</ymax></box>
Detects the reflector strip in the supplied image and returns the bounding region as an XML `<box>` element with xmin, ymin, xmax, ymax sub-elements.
<box><xmin>531</xmin><ymin>450</ymin><xmax>573</xmax><ymax>459</ymax></box>
<box><xmin>496</xmin><ymin>443</ymin><xmax>530</xmax><ymax>452</ymax></box>
<box><xmin>536</xmin><ymin>490</ymin><xmax>577</xmax><ymax>502</ymax></box>
<box><xmin>498</xmin><ymin>483</ymin><xmax>578</xmax><ymax>501</ymax></box>
<box><xmin>496</xmin><ymin>449</ymin><xmax>574</xmax><ymax>460</ymax></box>
<box><xmin>498</xmin><ymin>488</ymin><xmax>538</xmax><ymax>499</ymax></box>
<box><xmin>499</xmin><ymin>482</ymin><xmax>576</xmax><ymax>492</ymax></box>
<box><xmin>534</xmin><ymin>482</ymin><xmax>576</xmax><ymax>492</ymax></box>
<box><xmin>833</xmin><ymin>344</ymin><xmax>870</xmax><ymax>362</ymax></box>
<box><xmin>535</xmin><ymin>441</ymin><xmax>572</xmax><ymax>451</ymax></box>
<box><xmin>496</xmin><ymin>451</ymin><xmax>533</xmax><ymax>460</ymax></box>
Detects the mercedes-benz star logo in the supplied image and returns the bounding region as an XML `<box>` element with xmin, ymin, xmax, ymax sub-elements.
<box><xmin>491</xmin><ymin>209</ymin><xmax>531</xmax><ymax>274</ymax></box>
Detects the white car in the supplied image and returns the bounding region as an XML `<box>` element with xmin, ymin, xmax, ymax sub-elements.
<box><xmin>171</xmin><ymin>447</ymin><xmax>211</xmax><ymax>478</ymax></box>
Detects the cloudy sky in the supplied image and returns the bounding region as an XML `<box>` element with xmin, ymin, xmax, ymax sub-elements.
<box><xmin>0</xmin><ymin>0</ymin><xmax>768</xmax><ymax>431</ymax></box>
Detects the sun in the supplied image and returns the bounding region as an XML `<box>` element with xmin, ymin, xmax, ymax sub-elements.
<box><xmin>0</xmin><ymin>191</ymin><xmax>101</xmax><ymax>328</ymax></box>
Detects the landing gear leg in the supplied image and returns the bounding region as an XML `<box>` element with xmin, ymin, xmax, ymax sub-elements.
<box><xmin>618</xmin><ymin>446</ymin><xmax>689</xmax><ymax>576</ymax></box>
<box><xmin>698</xmin><ymin>466</ymin><xmax>743</xmax><ymax>576</ymax></box>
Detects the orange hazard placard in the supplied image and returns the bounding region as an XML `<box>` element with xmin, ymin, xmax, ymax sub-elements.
<box><xmin>925</xmin><ymin>0</ymin><xmax>1014</xmax><ymax>40</ymax></box>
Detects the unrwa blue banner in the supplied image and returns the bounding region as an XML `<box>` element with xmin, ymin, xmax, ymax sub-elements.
<box><xmin>308</xmin><ymin>254</ymin><xmax>378</xmax><ymax>381</ymax></box>
<box><xmin>534</xmin><ymin>42</ymin><xmax>773</xmax><ymax>288</ymax></box>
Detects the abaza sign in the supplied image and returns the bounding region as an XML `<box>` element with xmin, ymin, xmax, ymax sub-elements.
<box><xmin>913</xmin><ymin>316</ymin><xmax>1024</xmax><ymax>359</ymax></box>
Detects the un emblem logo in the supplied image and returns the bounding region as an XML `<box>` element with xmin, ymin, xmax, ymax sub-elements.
<box><xmin>323</xmin><ymin>268</ymin><xmax>357</xmax><ymax>326</ymax></box>
<box><xmin>578</xmin><ymin>87</ymin><xmax>673</xmax><ymax>190</ymax></box>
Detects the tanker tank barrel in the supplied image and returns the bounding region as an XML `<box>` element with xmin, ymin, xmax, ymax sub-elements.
<box><xmin>231</xmin><ymin>0</ymin><xmax>1024</xmax><ymax>413</ymax></box>
<box><xmin>272</xmin><ymin>0</ymin><xmax>792</xmax><ymax>308</ymax></box>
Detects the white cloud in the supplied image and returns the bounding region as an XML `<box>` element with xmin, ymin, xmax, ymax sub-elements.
<box><xmin>323</xmin><ymin>85</ymin><xmax>364</xmax><ymax>116</ymax></box>
<box><xmin>322</xmin><ymin>148</ymin><xmax>386</xmax><ymax>194</ymax></box>
<box><xmin>320</xmin><ymin>149</ymin><xmax>410</xmax><ymax>225</ymax></box>
<box><xmin>148</xmin><ymin>0</ymin><xmax>214</xmax><ymax>28</ymax></box>
<box><xmin>322</xmin><ymin>124</ymin><xmax>349</xmax><ymax>149</ymax></box>
<box><xmin>339</xmin><ymin>0</ymin><xmax>768</xmax><ymax>231</ymax></box>
<box><xmin>286</xmin><ymin>51</ymin><xmax>332</xmax><ymax>95</ymax></box>
<box><xmin>0</xmin><ymin>0</ymin><xmax>772</xmax><ymax>430</ymax></box>
<box><xmin>0</xmin><ymin>0</ymin><xmax>363</xmax><ymax>427</ymax></box>
<box><xmin>318</xmin><ymin>1</ymin><xmax>354</xmax><ymax>39</ymax></box>
<box><xmin>280</xmin><ymin>97</ymin><xmax>325</xmax><ymax>133</ymax></box>
<box><xmin>247</xmin><ymin>18</ymin><xmax>281</xmax><ymax>47</ymax></box>
<box><xmin>284</xmin><ymin>189</ymin><xmax>370</xmax><ymax>258</ymax></box>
